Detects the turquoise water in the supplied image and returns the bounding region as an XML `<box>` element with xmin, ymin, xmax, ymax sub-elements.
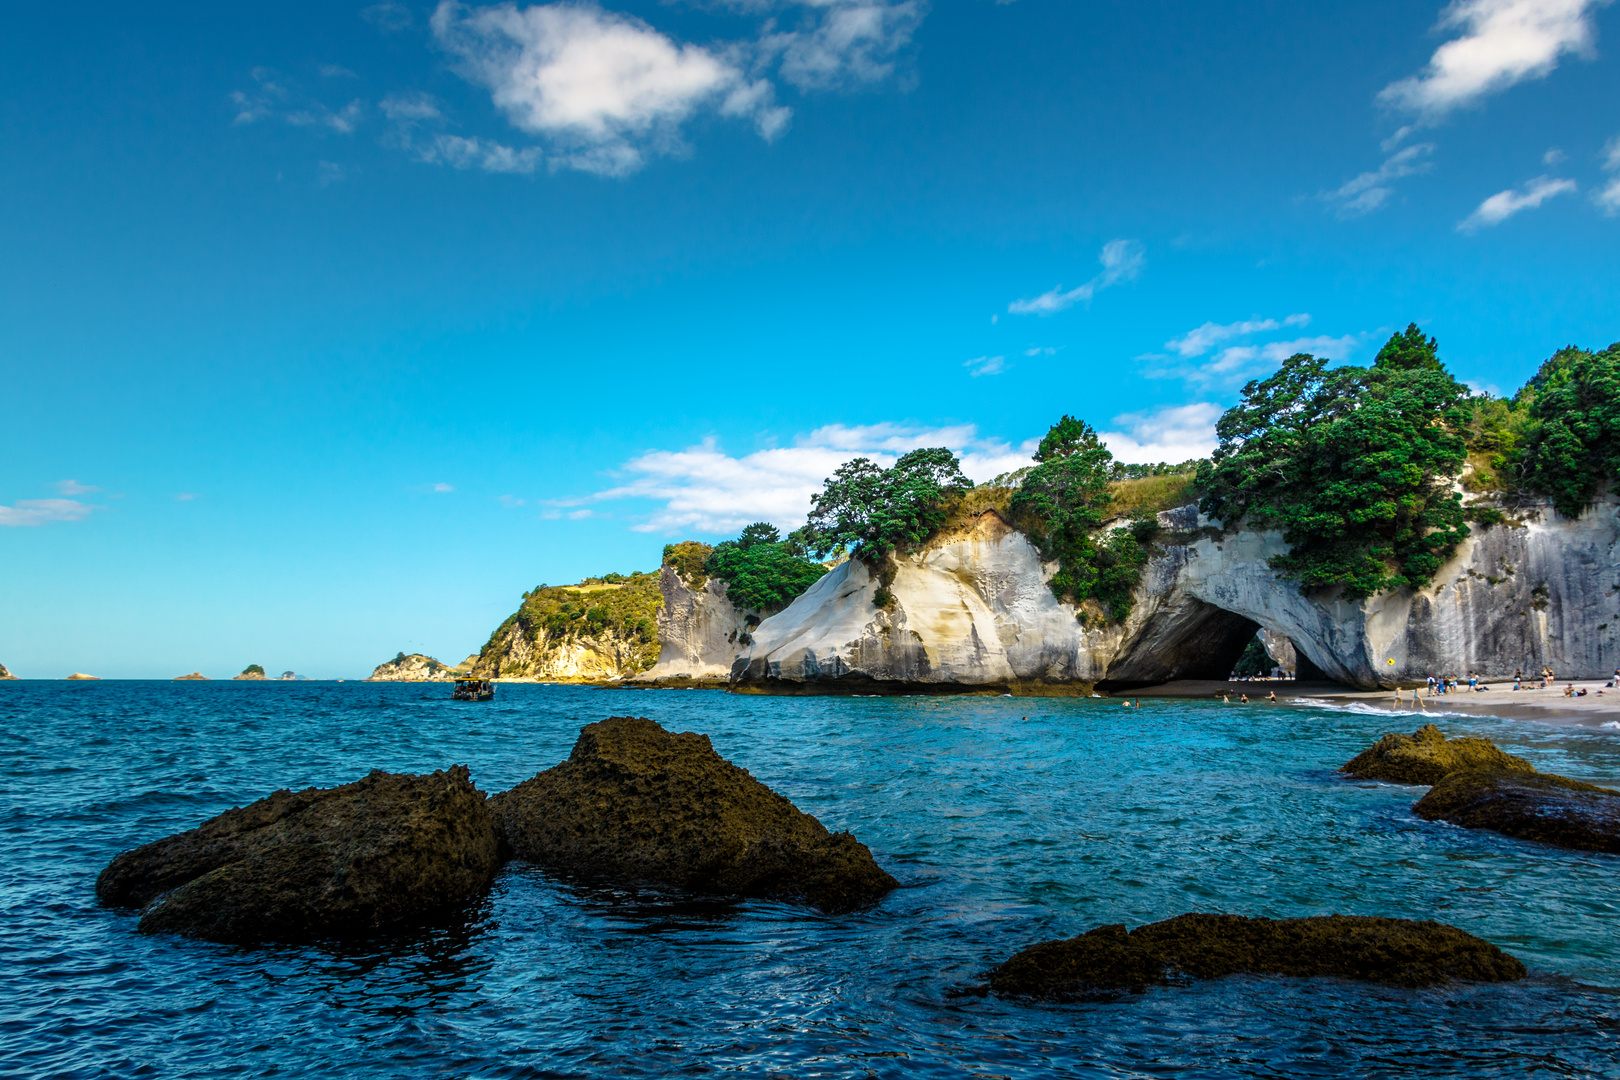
<box><xmin>3</xmin><ymin>681</ymin><xmax>1618</xmax><ymax>1078</ymax></box>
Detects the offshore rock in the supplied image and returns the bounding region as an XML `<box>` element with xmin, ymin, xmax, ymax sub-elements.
<box><xmin>1414</xmin><ymin>768</ymin><xmax>1620</xmax><ymax>853</ymax></box>
<box><xmin>173</xmin><ymin>672</ymin><xmax>208</xmax><ymax>681</ymax></box>
<box><xmin>97</xmin><ymin>766</ymin><xmax>501</xmax><ymax>943</ymax></box>
<box><xmin>988</xmin><ymin>914</ymin><xmax>1526</xmax><ymax>999</ymax></box>
<box><xmin>490</xmin><ymin>716</ymin><xmax>897</xmax><ymax>911</ymax></box>
<box><xmin>0</xmin><ymin>662</ymin><xmax>15</xmax><ymax>680</ymax></box>
<box><xmin>65</xmin><ymin>673</ymin><xmax>100</xmax><ymax>680</ymax></box>
<box><xmin>1341</xmin><ymin>724</ymin><xmax>1535</xmax><ymax>786</ymax></box>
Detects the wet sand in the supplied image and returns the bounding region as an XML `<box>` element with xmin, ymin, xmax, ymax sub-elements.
<box><xmin>1130</xmin><ymin>678</ymin><xmax>1620</xmax><ymax>728</ymax></box>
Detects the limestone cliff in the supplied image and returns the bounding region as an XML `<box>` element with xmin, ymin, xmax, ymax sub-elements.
<box><xmin>731</xmin><ymin>500</ymin><xmax>1620</xmax><ymax>693</ymax></box>
<box><xmin>635</xmin><ymin>566</ymin><xmax>762</xmax><ymax>684</ymax></box>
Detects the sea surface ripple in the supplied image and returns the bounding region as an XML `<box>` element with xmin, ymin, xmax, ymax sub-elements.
<box><xmin>2</xmin><ymin>682</ymin><xmax>1618</xmax><ymax>1078</ymax></box>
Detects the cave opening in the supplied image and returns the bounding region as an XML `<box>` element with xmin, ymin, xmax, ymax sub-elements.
<box><xmin>1097</xmin><ymin>598</ymin><xmax>1340</xmax><ymax>691</ymax></box>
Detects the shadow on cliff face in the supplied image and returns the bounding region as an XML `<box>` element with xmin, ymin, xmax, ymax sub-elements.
<box><xmin>1099</xmin><ymin>600</ymin><xmax>1266</xmax><ymax>691</ymax></box>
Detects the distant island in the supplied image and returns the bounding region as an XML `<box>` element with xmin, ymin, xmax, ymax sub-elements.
<box><xmin>367</xmin><ymin>653</ymin><xmax>477</xmax><ymax>682</ymax></box>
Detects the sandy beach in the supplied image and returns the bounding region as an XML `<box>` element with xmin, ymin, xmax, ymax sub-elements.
<box><xmin>1132</xmin><ymin>678</ymin><xmax>1620</xmax><ymax>728</ymax></box>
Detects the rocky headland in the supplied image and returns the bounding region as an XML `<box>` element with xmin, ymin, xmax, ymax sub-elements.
<box><xmin>233</xmin><ymin>665</ymin><xmax>267</xmax><ymax>681</ymax></box>
<box><xmin>491</xmin><ymin>716</ymin><xmax>897</xmax><ymax>911</ymax></box>
<box><xmin>0</xmin><ymin>663</ymin><xmax>15</xmax><ymax>680</ymax></box>
<box><xmin>1343</xmin><ymin>724</ymin><xmax>1620</xmax><ymax>853</ymax></box>
<box><xmin>987</xmin><ymin>914</ymin><xmax>1525</xmax><ymax>999</ymax></box>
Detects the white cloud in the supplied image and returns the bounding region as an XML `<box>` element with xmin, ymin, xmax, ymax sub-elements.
<box><xmin>1099</xmin><ymin>403</ymin><xmax>1222</xmax><ymax>464</ymax></box>
<box><xmin>319</xmin><ymin>64</ymin><xmax>359</xmax><ymax>79</ymax></box>
<box><xmin>1008</xmin><ymin>239</ymin><xmax>1144</xmax><ymax>316</ymax></box>
<box><xmin>1544</xmin><ymin>147</ymin><xmax>1567</xmax><ymax>164</ymax></box>
<box><xmin>1146</xmin><ymin>333</ymin><xmax>1360</xmax><ymax>388</ymax></box>
<box><xmin>363</xmin><ymin>2</ymin><xmax>415</xmax><ymax>31</ymax></box>
<box><xmin>433</xmin><ymin>482</ymin><xmax>456</xmax><ymax>492</ymax></box>
<box><xmin>55</xmin><ymin>479</ymin><xmax>99</xmax><ymax>496</ymax></box>
<box><xmin>1323</xmin><ymin>144</ymin><xmax>1435</xmax><ymax>216</ymax></box>
<box><xmin>1458</xmin><ymin>174</ymin><xmax>1577</xmax><ymax>230</ymax></box>
<box><xmin>1380</xmin><ymin>0</ymin><xmax>1611</xmax><ymax>121</ymax></box>
<box><xmin>1023</xmin><ymin>345</ymin><xmax>1058</xmax><ymax>357</ymax></box>
<box><xmin>1164</xmin><ymin>314</ymin><xmax>1310</xmax><ymax>358</ymax></box>
<box><xmin>584</xmin><ymin>423</ymin><xmax>1039</xmax><ymax>535</ymax></box>
<box><xmin>430</xmin><ymin>1</ymin><xmax>790</xmax><ymax>176</ymax></box>
<box><xmin>174</xmin><ymin>493</ymin><xmax>199</xmax><ymax>501</ymax></box>
<box><xmin>763</xmin><ymin>0</ymin><xmax>924</xmax><ymax>89</ymax></box>
<box><xmin>0</xmin><ymin>499</ymin><xmax>97</xmax><ymax>527</ymax></box>
<box><xmin>964</xmin><ymin>355</ymin><xmax>1005</xmax><ymax>377</ymax></box>
<box><xmin>1597</xmin><ymin>135</ymin><xmax>1620</xmax><ymax>214</ymax></box>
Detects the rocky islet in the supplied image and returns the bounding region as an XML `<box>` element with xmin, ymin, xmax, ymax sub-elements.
<box><xmin>1344</xmin><ymin>723</ymin><xmax>1620</xmax><ymax>854</ymax></box>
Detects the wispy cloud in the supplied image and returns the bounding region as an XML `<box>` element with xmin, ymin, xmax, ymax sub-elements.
<box><xmin>1379</xmin><ymin>0</ymin><xmax>1611</xmax><ymax>122</ymax></box>
<box><xmin>55</xmin><ymin>479</ymin><xmax>99</xmax><ymax>496</ymax></box>
<box><xmin>432</xmin><ymin>482</ymin><xmax>456</xmax><ymax>492</ymax></box>
<box><xmin>1008</xmin><ymin>239</ymin><xmax>1144</xmax><ymax>316</ymax></box>
<box><xmin>583</xmin><ymin>423</ymin><xmax>1039</xmax><ymax>535</ymax></box>
<box><xmin>173</xmin><ymin>493</ymin><xmax>199</xmax><ymax>501</ymax></box>
<box><xmin>1597</xmin><ymin>135</ymin><xmax>1620</xmax><ymax>214</ymax></box>
<box><xmin>1164</xmin><ymin>315</ymin><xmax>1310</xmax><ymax>358</ymax></box>
<box><xmin>1458</xmin><ymin>174</ymin><xmax>1577</xmax><ymax>230</ymax></box>
<box><xmin>363</xmin><ymin>2</ymin><xmax>415</xmax><ymax>31</ymax></box>
<box><xmin>0</xmin><ymin>499</ymin><xmax>98</xmax><ymax>527</ymax></box>
<box><xmin>232</xmin><ymin>68</ymin><xmax>363</xmax><ymax>133</ymax></box>
<box><xmin>429</xmin><ymin>1</ymin><xmax>790</xmax><ymax>177</ymax></box>
<box><xmin>1322</xmin><ymin>144</ymin><xmax>1435</xmax><ymax>216</ymax></box>
<box><xmin>1099</xmin><ymin>403</ymin><xmax>1222</xmax><ymax>464</ymax></box>
<box><xmin>759</xmin><ymin>0</ymin><xmax>924</xmax><ymax>90</ymax></box>
<box><xmin>1145</xmin><ymin>328</ymin><xmax>1360</xmax><ymax>388</ymax></box>
<box><xmin>964</xmin><ymin>355</ymin><xmax>1005</xmax><ymax>377</ymax></box>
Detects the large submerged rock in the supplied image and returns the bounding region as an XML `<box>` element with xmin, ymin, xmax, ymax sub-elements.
<box><xmin>97</xmin><ymin>766</ymin><xmax>501</xmax><ymax>943</ymax></box>
<box><xmin>988</xmin><ymin>914</ymin><xmax>1526</xmax><ymax>999</ymax></box>
<box><xmin>490</xmin><ymin>716</ymin><xmax>897</xmax><ymax>911</ymax></box>
<box><xmin>1415</xmin><ymin>769</ymin><xmax>1620</xmax><ymax>853</ymax></box>
<box><xmin>1341</xmin><ymin>723</ymin><xmax>1534</xmax><ymax>785</ymax></box>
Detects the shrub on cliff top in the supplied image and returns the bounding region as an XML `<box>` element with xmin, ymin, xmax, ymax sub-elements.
<box><xmin>703</xmin><ymin>523</ymin><xmax>827</xmax><ymax>613</ymax></box>
<box><xmin>1513</xmin><ymin>343</ymin><xmax>1620</xmax><ymax>517</ymax></box>
<box><xmin>799</xmin><ymin>448</ymin><xmax>971</xmax><ymax>563</ymax></box>
<box><xmin>1198</xmin><ymin>324</ymin><xmax>1471</xmax><ymax>598</ymax></box>
<box><xmin>661</xmin><ymin>541</ymin><xmax>712</xmax><ymax>589</ymax></box>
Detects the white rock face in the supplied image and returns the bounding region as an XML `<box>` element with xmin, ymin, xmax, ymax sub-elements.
<box><xmin>476</xmin><ymin>621</ymin><xmax>648</xmax><ymax>682</ymax></box>
<box><xmin>636</xmin><ymin>568</ymin><xmax>761</xmax><ymax>682</ymax></box>
<box><xmin>731</xmin><ymin>502</ymin><xmax>1620</xmax><ymax>691</ymax></box>
<box><xmin>366</xmin><ymin>653</ymin><xmax>457</xmax><ymax>682</ymax></box>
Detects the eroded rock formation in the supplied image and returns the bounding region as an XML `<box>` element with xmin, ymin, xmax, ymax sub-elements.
<box><xmin>635</xmin><ymin>566</ymin><xmax>762</xmax><ymax>685</ymax></box>
<box><xmin>987</xmin><ymin>914</ymin><xmax>1526</xmax><ymax>998</ymax></box>
<box><xmin>491</xmin><ymin>716</ymin><xmax>898</xmax><ymax>911</ymax></box>
<box><xmin>367</xmin><ymin>653</ymin><xmax>464</xmax><ymax>682</ymax></box>
<box><xmin>97</xmin><ymin>766</ymin><xmax>502</xmax><ymax>943</ymax></box>
<box><xmin>728</xmin><ymin>498</ymin><xmax>1620</xmax><ymax>693</ymax></box>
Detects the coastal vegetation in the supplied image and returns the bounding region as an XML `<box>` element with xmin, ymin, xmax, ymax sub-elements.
<box><xmin>483</xmin><ymin>572</ymin><xmax>663</xmax><ymax>674</ymax></box>
<box><xmin>701</xmin><ymin>523</ymin><xmax>827</xmax><ymax>613</ymax></box>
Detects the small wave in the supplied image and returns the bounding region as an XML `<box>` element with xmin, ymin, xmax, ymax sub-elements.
<box><xmin>1603</xmin><ymin>721</ymin><xmax>1620</xmax><ymax>732</ymax></box>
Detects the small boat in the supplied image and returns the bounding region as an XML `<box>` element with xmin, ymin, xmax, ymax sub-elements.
<box><xmin>452</xmin><ymin>678</ymin><xmax>495</xmax><ymax>702</ymax></box>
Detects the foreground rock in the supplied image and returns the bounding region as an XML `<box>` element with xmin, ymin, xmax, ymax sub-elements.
<box><xmin>97</xmin><ymin>766</ymin><xmax>501</xmax><ymax>943</ymax></box>
<box><xmin>1415</xmin><ymin>769</ymin><xmax>1620</xmax><ymax>853</ymax></box>
<box><xmin>988</xmin><ymin>914</ymin><xmax>1526</xmax><ymax>999</ymax></box>
<box><xmin>491</xmin><ymin>716</ymin><xmax>897</xmax><ymax>911</ymax></box>
<box><xmin>1341</xmin><ymin>724</ymin><xmax>1534</xmax><ymax>785</ymax></box>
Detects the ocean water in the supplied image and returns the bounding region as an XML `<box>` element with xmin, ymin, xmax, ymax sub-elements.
<box><xmin>3</xmin><ymin>682</ymin><xmax>1618</xmax><ymax>1079</ymax></box>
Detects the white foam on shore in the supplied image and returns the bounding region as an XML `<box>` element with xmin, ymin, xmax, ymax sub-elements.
<box><xmin>1290</xmin><ymin>697</ymin><xmax>1488</xmax><ymax>721</ymax></box>
<box><xmin>1603</xmin><ymin>721</ymin><xmax>1620</xmax><ymax>732</ymax></box>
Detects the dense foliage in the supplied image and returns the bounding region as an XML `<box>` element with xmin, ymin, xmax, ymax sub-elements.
<box><xmin>1511</xmin><ymin>344</ymin><xmax>1620</xmax><ymax>517</ymax></box>
<box><xmin>240</xmin><ymin>664</ymin><xmax>265</xmax><ymax>676</ymax></box>
<box><xmin>799</xmin><ymin>447</ymin><xmax>972</xmax><ymax>562</ymax></box>
<box><xmin>703</xmin><ymin>522</ymin><xmax>827</xmax><ymax>612</ymax></box>
<box><xmin>1008</xmin><ymin>416</ymin><xmax>1161</xmax><ymax>622</ymax></box>
<box><xmin>1198</xmin><ymin>325</ymin><xmax>1472</xmax><ymax>598</ymax></box>
<box><xmin>483</xmin><ymin>572</ymin><xmax>664</xmax><ymax>674</ymax></box>
<box><xmin>1231</xmin><ymin>635</ymin><xmax>1276</xmax><ymax>678</ymax></box>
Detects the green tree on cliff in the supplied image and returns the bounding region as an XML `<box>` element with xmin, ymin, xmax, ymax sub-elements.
<box><xmin>1197</xmin><ymin>324</ymin><xmax>1471</xmax><ymax>597</ymax></box>
<box><xmin>704</xmin><ymin>522</ymin><xmax>827</xmax><ymax>612</ymax></box>
<box><xmin>1512</xmin><ymin>343</ymin><xmax>1620</xmax><ymax>517</ymax></box>
<box><xmin>800</xmin><ymin>447</ymin><xmax>971</xmax><ymax>562</ymax></box>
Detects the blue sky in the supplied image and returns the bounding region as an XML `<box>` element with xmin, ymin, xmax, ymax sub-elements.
<box><xmin>3</xmin><ymin>0</ymin><xmax>1618</xmax><ymax>678</ymax></box>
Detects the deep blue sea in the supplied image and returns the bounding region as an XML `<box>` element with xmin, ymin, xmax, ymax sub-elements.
<box><xmin>3</xmin><ymin>681</ymin><xmax>1619</xmax><ymax>1079</ymax></box>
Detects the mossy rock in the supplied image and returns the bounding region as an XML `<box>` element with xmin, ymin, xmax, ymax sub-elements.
<box><xmin>1341</xmin><ymin>723</ymin><xmax>1534</xmax><ymax>786</ymax></box>
<box><xmin>988</xmin><ymin>913</ymin><xmax>1526</xmax><ymax>999</ymax></box>
<box><xmin>1414</xmin><ymin>768</ymin><xmax>1620</xmax><ymax>854</ymax></box>
<box><xmin>491</xmin><ymin>716</ymin><xmax>897</xmax><ymax>912</ymax></box>
<box><xmin>97</xmin><ymin>766</ymin><xmax>502</xmax><ymax>943</ymax></box>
